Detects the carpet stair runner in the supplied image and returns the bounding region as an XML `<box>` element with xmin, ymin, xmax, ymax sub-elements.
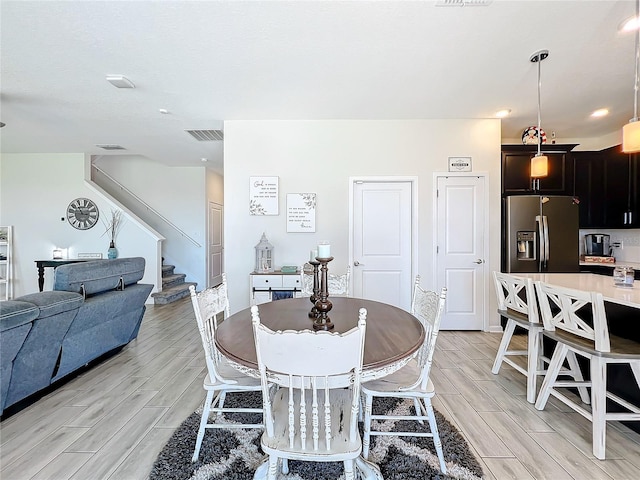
<box><xmin>151</xmin><ymin>264</ymin><xmax>197</xmax><ymax>305</ymax></box>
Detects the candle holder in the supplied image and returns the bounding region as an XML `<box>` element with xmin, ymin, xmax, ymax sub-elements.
<box><xmin>313</xmin><ymin>256</ymin><xmax>334</xmax><ymax>331</ymax></box>
<box><xmin>308</xmin><ymin>260</ymin><xmax>321</xmax><ymax>318</ymax></box>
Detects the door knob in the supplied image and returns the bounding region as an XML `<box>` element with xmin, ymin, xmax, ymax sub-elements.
<box><xmin>473</xmin><ymin>259</ymin><xmax>484</xmax><ymax>264</ymax></box>
<box><xmin>354</xmin><ymin>261</ymin><xmax>364</xmax><ymax>266</ymax></box>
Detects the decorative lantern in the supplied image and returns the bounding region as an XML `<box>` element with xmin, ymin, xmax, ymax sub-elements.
<box><xmin>254</xmin><ymin>232</ymin><xmax>274</xmax><ymax>273</ymax></box>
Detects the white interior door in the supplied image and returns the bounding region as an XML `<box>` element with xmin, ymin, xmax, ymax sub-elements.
<box><xmin>351</xmin><ymin>180</ymin><xmax>414</xmax><ymax>310</ymax></box>
<box><xmin>208</xmin><ymin>201</ymin><xmax>224</xmax><ymax>287</ymax></box>
<box><xmin>435</xmin><ymin>175</ymin><xmax>486</xmax><ymax>330</ymax></box>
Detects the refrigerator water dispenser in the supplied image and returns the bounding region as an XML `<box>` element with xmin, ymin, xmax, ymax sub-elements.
<box><xmin>516</xmin><ymin>231</ymin><xmax>536</xmax><ymax>261</ymax></box>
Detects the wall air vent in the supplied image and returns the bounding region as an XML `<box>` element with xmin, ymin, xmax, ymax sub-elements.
<box><xmin>96</xmin><ymin>144</ymin><xmax>126</xmax><ymax>150</ymax></box>
<box><xmin>435</xmin><ymin>0</ymin><xmax>492</xmax><ymax>6</ymax></box>
<box><xmin>185</xmin><ymin>129</ymin><xmax>224</xmax><ymax>141</ymax></box>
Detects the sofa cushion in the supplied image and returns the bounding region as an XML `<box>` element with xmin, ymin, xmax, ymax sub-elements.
<box><xmin>53</xmin><ymin>257</ymin><xmax>146</xmax><ymax>296</ymax></box>
<box><xmin>0</xmin><ymin>300</ymin><xmax>40</xmax><ymax>331</ymax></box>
<box><xmin>16</xmin><ymin>291</ymin><xmax>84</xmax><ymax>318</ymax></box>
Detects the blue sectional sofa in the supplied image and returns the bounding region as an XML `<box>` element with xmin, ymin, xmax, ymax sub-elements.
<box><xmin>0</xmin><ymin>257</ymin><xmax>153</xmax><ymax>415</ymax></box>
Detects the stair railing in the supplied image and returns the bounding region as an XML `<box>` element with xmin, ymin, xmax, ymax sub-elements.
<box><xmin>92</xmin><ymin>164</ymin><xmax>202</xmax><ymax>248</ymax></box>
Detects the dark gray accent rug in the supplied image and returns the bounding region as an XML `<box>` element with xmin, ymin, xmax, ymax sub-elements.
<box><xmin>150</xmin><ymin>392</ymin><xmax>483</xmax><ymax>480</ymax></box>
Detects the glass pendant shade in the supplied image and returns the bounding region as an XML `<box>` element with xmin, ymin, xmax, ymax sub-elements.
<box><xmin>623</xmin><ymin>120</ymin><xmax>640</xmax><ymax>153</ymax></box>
<box><xmin>531</xmin><ymin>154</ymin><xmax>549</xmax><ymax>178</ymax></box>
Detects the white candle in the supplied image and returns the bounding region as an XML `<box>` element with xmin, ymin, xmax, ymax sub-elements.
<box><xmin>318</xmin><ymin>243</ymin><xmax>331</xmax><ymax>258</ymax></box>
<box><xmin>310</xmin><ymin>249</ymin><xmax>318</xmax><ymax>261</ymax></box>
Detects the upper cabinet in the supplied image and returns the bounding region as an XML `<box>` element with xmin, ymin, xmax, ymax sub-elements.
<box><xmin>501</xmin><ymin>144</ymin><xmax>577</xmax><ymax>195</ymax></box>
<box><xmin>573</xmin><ymin>151</ymin><xmax>605</xmax><ymax>228</ymax></box>
<box><xmin>602</xmin><ymin>146</ymin><xmax>639</xmax><ymax>228</ymax></box>
<box><xmin>572</xmin><ymin>145</ymin><xmax>639</xmax><ymax>229</ymax></box>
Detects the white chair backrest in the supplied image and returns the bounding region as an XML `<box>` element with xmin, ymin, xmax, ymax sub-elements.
<box><xmin>534</xmin><ymin>280</ymin><xmax>610</xmax><ymax>352</ymax></box>
<box><xmin>189</xmin><ymin>275</ymin><xmax>230</xmax><ymax>382</ymax></box>
<box><xmin>328</xmin><ymin>265</ymin><xmax>351</xmax><ymax>296</ymax></box>
<box><xmin>493</xmin><ymin>271</ymin><xmax>539</xmax><ymax>322</ymax></box>
<box><xmin>410</xmin><ymin>276</ymin><xmax>447</xmax><ymax>391</ymax></box>
<box><xmin>300</xmin><ymin>265</ymin><xmax>351</xmax><ymax>296</ymax></box>
<box><xmin>300</xmin><ymin>266</ymin><xmax>314</xmax><ymax>296</ymax></box>
<box><xmin>251</xmin><ymin>304</ymin><xmax>367</xmax><ymax>450</ymax></box>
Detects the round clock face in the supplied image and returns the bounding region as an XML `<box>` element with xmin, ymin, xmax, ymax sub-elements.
<box><xmin>67</xmin><ymin>198</ymin><xmax>99</xmax><ymax>230</ymax></box>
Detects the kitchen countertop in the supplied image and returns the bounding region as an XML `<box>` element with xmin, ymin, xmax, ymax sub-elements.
<box><xmin>517</xmin><ymin>272</ymin><xmax>640</xmax><ymax>309</ymax></box>
<box><xmin>579</xmin><ymin>260</ymin><xmax>640</xmax><ymax>270</ymax></box>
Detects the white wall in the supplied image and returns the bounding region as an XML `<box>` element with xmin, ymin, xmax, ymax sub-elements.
<box><xmin>93</xmin><ymin>155</ymin><xmax>217</xmax><ymax>290</ymax></box>
<box><xmin>0</xmin><ymin>153</ymin><xmax>160</xmax><ymax>298</ymax></box>
<box><xmin>224</xmin><ymin>119</ymin><xmax>503</xmax><ymax>331</ymax></box>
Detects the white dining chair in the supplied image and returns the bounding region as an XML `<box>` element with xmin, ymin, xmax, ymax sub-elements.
<box><xmin>361</xmin><ymin>276</ymin><xmax>448</xmax><ymax>474</ymax></box>
<box><xmin>251</xmin><ymin>303</ymin><xmax>367</xmax><ymax>480</ymax></box>
<box><xmin>300</xmin><ymin>264</ymin><xmax>351</xmax><ymax>296</ymax></box>
<box><xmin>189</xmin><ymin>277</ymin><xmax>263</xmax><ymax>462</ymax></box>
<box><xmin>533</xmin><ymin>280</ymin><xmax>640</xmax><ymax>460</ymax></box>
<box><xmin>491</xmin><ymin>272</ymin><xmax>549</xmax><ymax>403</ymax></box>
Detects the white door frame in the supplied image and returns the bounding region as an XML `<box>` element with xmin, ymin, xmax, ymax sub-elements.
<box><xmin>432</xmin><ymin>172</ymin><xmax>490</xmax><ymax>332</ymax></box>
<box><xmin>348</xmin><ymin>175</ymin><xmax>419</xmax><ymax>303</ymax></box>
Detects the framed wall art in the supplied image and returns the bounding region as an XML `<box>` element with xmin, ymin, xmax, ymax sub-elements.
<box><xmin>286</xmin><ymin>193</ymin><xmax>316</xmax><ymax>232</ymax></box>
<box><xmin>249</xmin><ymin>176</ymin><xmax>279</xmax><ymax>215</ymax></box>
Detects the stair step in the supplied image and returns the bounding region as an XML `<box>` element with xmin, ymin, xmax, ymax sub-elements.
<box><xmin>162</xmin><ymin>264</ymin><xmax>175</xmax><ymax>276</ymax></box>
<box><xmin>162</xmin><ymin>273</ymin><xmax>186</xmax><ymax>289</ymax></box>
<box><xmin>151</xmin><ymin>282</ymin><xmax>197</xmax><ymax>305</ymax></box>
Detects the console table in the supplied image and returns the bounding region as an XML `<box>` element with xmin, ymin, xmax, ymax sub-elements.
<box><xmin>249</xmin><ymin>270</ymin><xmax>302</xmax><ymax>304</ymax></box>
<box><xmin>35</xmin><ymin>259</ymin><xmax>89</xmax><ymax>292</ymax></box>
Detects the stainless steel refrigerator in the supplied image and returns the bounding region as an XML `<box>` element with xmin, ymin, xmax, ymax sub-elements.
<box><xmin>504</xmin><ymin>195</ymin><xmax>580</xmax><ymax>273</ymax></box>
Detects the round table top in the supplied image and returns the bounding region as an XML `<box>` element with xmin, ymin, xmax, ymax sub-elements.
<box><xmin>215</xmin><ymin>296</ymin><xmax>425</xmax><ymax>373</ymax></box>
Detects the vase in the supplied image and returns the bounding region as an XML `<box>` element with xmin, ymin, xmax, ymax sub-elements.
<box><xmin>107</xmin><ymin>241</ymin><xmax>118</xmax><ymax>259</ymax></box>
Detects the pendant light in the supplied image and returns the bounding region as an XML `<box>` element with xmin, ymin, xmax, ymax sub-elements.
<box><xmin>623</xmin><ymin>0</ymin><xmax>640</xmax><ymax>153</ymax></box>
<box><xmin>530</xmin><ymin>49</ymin><xmax>549</xmax><ymax>180</ymax></box>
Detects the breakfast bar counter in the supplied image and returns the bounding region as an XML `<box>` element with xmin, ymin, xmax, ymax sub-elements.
<box><xmin>517</xmin><ymin>272</ymin><xmax>640</xmax><ymax>308</ymax></box>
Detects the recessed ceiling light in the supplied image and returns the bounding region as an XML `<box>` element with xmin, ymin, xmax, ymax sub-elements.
<box><xmin>495</xmin><ymin>109</ymin><xmax>511</xmax><ymax>118</ymax></box>
<box><xmin>159</xmin><ymin>108</ymin><xmax>170</xmax><ymax>114</ymax></box>
<box><xmin>201</xmin><ymin>158</ymin><xmax>208</xmax><ymax>162</ymax></box>
<box><xmin>591</xmin><ymin>108</ymin><xmax>609</xmax><ymax>118</ymax></box>
<box><xmin>106</xmin><ymin>75</ymin><xmax>135</xmax><ymax>89</ymax></box>
<box><xmin>621</xmin><ymin>15</ymin><xmax>640</xmax><ymax>32</ymax></box>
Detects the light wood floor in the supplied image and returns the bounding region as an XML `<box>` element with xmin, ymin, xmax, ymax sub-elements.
<box><xmin>2</xmin><ymin>298</ymin><xmax>640</xmax><ymax>480</ymax></box>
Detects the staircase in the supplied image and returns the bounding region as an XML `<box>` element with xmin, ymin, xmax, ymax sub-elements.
<box><xmin>151</xmin><ymin>263</ymin><xmax>197</xmax><ymax>305</ymax></box>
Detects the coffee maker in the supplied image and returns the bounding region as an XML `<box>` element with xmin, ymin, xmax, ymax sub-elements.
<box><xmin>584</xmin><ymin>233</ymin><xmax>611</xmax><ymax>256</ymax></box>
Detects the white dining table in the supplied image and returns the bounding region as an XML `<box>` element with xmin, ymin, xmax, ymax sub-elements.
<box><xmin>517</xmin><ymin>272</ymin><xmax>640</xmax><ymax>309</ymax></box>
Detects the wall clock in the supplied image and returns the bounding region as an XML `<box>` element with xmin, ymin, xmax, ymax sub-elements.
<box><xmin>67</xmin><ymin>197</ymin><xmax>99</xmax><ymax>230</ymax></box>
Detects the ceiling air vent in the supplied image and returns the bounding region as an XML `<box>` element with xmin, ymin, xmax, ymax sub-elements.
<box><xmin>185</xmin><ymin>129</ymin><xmax>224</xmax><ymax>141</ymax></box>
<box><xmin>96</xmin><ymin>144</ymin><xmax>126</xmax><ymax>150</ymax></box>
<box><xmin>435</xmin><ymin>0</ymin><xmax>492</xmax><ymax>6</ymax></box>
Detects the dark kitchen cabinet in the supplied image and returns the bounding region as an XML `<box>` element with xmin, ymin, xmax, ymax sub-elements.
<box><xmin>502</xmin><ymin>144</ymin><xmax>577</xmax><ymax>195</ymax></box>
<box><xmin>573</xmin><ymin>151</ymin><xmax>605</xmax><ymax>228</ymax></box>
<box><xmin>602</xmin><ymin>145</ymin><xmax>640</xmax><ymax>228</ymax></box>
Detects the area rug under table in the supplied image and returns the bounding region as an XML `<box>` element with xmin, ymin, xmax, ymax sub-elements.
<box><xmin>150</xmin><ymin>392</ymin><xmax>483</xmax><ymax>480</ymax></box>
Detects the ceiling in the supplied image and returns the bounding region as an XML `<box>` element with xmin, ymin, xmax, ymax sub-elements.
<box><xmin>0</xmin><ymin>1</ymin><xmax>636</xmax><ymax>173</ymax></box>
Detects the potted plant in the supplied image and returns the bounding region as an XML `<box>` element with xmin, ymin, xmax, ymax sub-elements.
<box><xmin>102</xmin><ymin>209</ymin><xmax>123</xmax><ymax>259</ymax></box>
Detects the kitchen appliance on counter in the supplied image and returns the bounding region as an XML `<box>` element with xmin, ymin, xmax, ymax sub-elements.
<box><xmin>584</xmin><ymin>233</ymin><xmax>611</xmax><ymax>256</ymax></box>
<box><xmin>504</xmin><ymin>195</ymin><xmax>580</xmax><ymax>273</ymax></box>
